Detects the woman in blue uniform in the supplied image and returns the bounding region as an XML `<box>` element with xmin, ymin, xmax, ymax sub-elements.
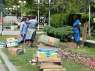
<box><xmin>19</xmin><ymin>17</ymin><xmax>29</xmax><ymax>43</ymax></box>
<box><xmin>25</xmin><ymin>16</ymin><xmax>38</xmax><ymax>47</ymax></box>
<box><xmin>72</xmin><ymin>17</ymin><xmax>81</xmax><ymax>48</ymax></box>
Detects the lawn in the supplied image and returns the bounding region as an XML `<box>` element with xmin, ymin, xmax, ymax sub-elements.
<box><xmin>3</xmin><ymin>47</ymin><xmax>94</xmax><ymax>71</ymax></box>
<box><xmin>0</xmin><ymin>35</ymin><xmax>95</xmax><ymax>71</ymax></box>
<box><xmin>3</xmin><ymin>48</ymin><xmax>39</xmax><ymax>71</ymax></box>
<box><xmin>0</xmin><ymin>56</ymin><xmax>3</xmax><ymax>64</ymax></box>
<box><xmin>0</xmin><ymin>35</ymin><xmax>16</xmax><ymax>41</ymax></box>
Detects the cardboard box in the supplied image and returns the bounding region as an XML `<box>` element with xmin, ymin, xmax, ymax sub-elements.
<box><xmin>6</xmin><ymin>38</ymin><xmax>18</xmax><ymax>47</ymax></box>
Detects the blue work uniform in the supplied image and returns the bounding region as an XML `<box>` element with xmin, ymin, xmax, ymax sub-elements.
<box><xmin>72</xmin><ymin>19</ymin><xmax>81</xmax><ymax>43</ymax></box>
<box><xmin>20</xmin><ymin>21</ymin><xmax>28</xmax><ymax>42</ymax></box>
<box><xmin>25</xmin><ymin>19</ymin><xmax>38</xmax><ymax>41</ymax></box>
<box><xmin>28</xmin><ymin>19</ymin><xmax>38</xmax><ymax>29</ymax></box>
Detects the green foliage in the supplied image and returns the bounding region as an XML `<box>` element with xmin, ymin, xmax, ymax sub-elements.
<box><xmin>5</xmin><ymin>0</ymin><xmax>92</xmax><ymax>16</ymax></box>
<box><xmin>62</xmin><ymin>13</ymin><xmax>69</xmax><ymax>25</ymax></box>
<box><xmin>44</xmin><ymin>26</ymin><xmax>73</xmax><ymax>41</ymax></box>
<box><xmin>51</xmin><ymin>13</ymin><xmax>63</xmax><ymax>27</ymax></box>
<box><xmin>51</xmin><ymin>13</ymin><xmax>69</xmax><ymax>28</ymax></box>
<box><xmin>81</xmin><ymin>13</ymin><xmax>89</xmax><ymax>23</ymax></box>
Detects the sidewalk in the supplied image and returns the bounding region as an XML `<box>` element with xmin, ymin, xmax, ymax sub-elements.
<box><xmin>0</xmin><ymin>30</ymin><xmax>20</xmax><ymax>35</ymax></box>
<box><xmin>0</xmin><ymin>30</ymin><xmax>45</xmax><ymax>35</ymax></box>
<box><xmin>0</xmin><ymin>49</ymin><xmax>18</xmax><ymax>71</ymax></box>
<box><xmin>0</xmin><ymin>64</ymin><xmax>6</xmax><ymax>71</ymax></box>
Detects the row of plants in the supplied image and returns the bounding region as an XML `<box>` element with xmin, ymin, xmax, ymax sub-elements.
<box><xmin>50</xmin><ymin>13</ymin><xmax>90</xmax><ymax>27</ymax></box>
<box><xmin>44</xmin><ymin>26</ymin><xmax>73</xmax><ymax>41</ymax></box>
<box><xmin>45</xmin><ymin>12</ymin><xmax>95</xmax><ymax>41</ymax></box>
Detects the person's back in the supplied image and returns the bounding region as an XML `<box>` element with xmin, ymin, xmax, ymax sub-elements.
<box><xmin>28</xmin><ymin>16</ymin><xmax>38</xmax><ymax>29</ymax></box>
<box><xmin>72</xmin><ymin>18</ymin><xmax>81</xmax><ymax>48</ymax></box>
<box><xmin>73</xmin><ymin>19</ymin><xmax>81</xmax><ymax>33</ymax></box>
<box><xmin>19</xmin><ymin>17</ymin><xmax>28</xmax><ymax>43</ymax></box>
<box><xmin>29</xmin><ymin>19</ymin><xmax>37</xmax><ymax>29</ymax></box>
<box><xmin>25</xmin><ymin>16</ymin><xmax>38</xmax><ymax>47</ymax></box>
<box><xmin>20</xmin><ymin>20</ymin><xmax>28</xmax><ymax>36</ymax></box>
<box><xmin>73</xmin><ymin>19</ymin><xmax>81</xmax><ymax>27</ymax></box>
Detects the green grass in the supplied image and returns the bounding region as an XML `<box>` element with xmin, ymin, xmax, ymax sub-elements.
<box><xmin>4</xmin><ymin>47</ymin><xmax>93</xmax><ymax>71</ymax></box>
<box><xmin>0</xmin><ymin>35</ymin><xmax>16</xmax><ymax>41</ymax></box>
<box><xmin>2</xmin><ymin>47</ymin><xmax>95</xmax><ymax>71</ymax></box>
<box><xmin>3</xmin><ymin>48</ymin><xmax>38</xmax><ymax>71</ymax></box>
<box><xmin>0</xmin><ymin>57</ymin><xmax>3</xmax><ymax>64</ymax></box>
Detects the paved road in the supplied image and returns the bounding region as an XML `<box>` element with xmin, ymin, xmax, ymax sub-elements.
<box><xmin>0</xmin><ymin>30</ymin><xmax>20</xmax><ymax>35</ymax></box>
<box><xmin>0</xmin><ymin>64</ymin><xmax>6</xmax><ymax>71</ymax></box>
<box><xmin>0</xmin><ymin>49</ymin><xmax>18</xmax><ymax>71</ymax></box>
<box><xmin>0</xmin><ymin>30</ymin><xmax>45</xmax><ymax>35</ymax></box>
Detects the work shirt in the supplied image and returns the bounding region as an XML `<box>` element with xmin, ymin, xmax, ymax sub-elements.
<box><xmin>72</xmin><ymin>19</ymin><xmax>81</xmax><ymax>42</ymax></box>
<box><xmin>73</xmin><ymin>19</ymin><xmax>81</xmax><ymax>27</ymax></box>
<box><xmin>25</xmin><ymin>19</ymin><xmax>37</xmax><ymax>40</ymax></box>
<box><xmin>28</xmin><ymin>19</ymin><xmax>38</xmax><ymax>29</ymax></box>
<box><xmin>20</xmin><ymin>21</ymin><xmax>28</xmax><ymax>35</ymax></box>
<box><xmin>73</xmin><ymin>19</ymin><xmax>81</xmax><ymax>33</ymax></box>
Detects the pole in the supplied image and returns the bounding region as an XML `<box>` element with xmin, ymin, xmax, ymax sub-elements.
<box><xmin>89</xmin><ymin>4</ymin><xmax>91</xmax><ymax>38</ymax></box>
<box><xmin>21</xmin><ymin>3</ymin><xmax>23</xmax><ymax>19</ymax></box>
<box><xmin>0</xmin><ymin>11</ymin><xmax>3</xmax><ymax>35</ymax></box>
<box><xmin>37</xmin><ymin>0</ymin><xmax>40</xmax><ymax>30</ymax></box>
<box><xmin>48</xmin><ymin>0</ymin><xmax>51</xmax><ymax>26</ymax></box>
<box><xmin>16</xmin><ymin>7</ymin><xmax>18</xmax><ymax>18</ymax></box>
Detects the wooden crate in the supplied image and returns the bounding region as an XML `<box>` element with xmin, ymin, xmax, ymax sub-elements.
<box><xmin>38</xmin><ymin>58</ymin><xmax>61</xmax><ymax>63</ymax></box>
<box><xmin>39</xmin><ymin>63</ymin><xmax>65</xmax><ymax>71</ymax></box>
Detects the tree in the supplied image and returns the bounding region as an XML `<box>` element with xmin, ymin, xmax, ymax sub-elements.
<box><xmin>5</xmin><ymin>0</ymin><xmax>94</xmax><ymax>16</ymax></box>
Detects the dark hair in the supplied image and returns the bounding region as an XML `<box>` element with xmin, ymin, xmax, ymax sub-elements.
<box><xmin>28</xmin><ymin>16</ymin><xmax>31</xmax><ymax>20</ymax></box>
<box><xmin>29</xmin><ymin>16</ymin><xmax>36</xmax><ymax>19</ymax></box>
<box><xmin>21</xmin><ymin>17</ymin><xmax>27</xmax><ymax>22</ymax></box>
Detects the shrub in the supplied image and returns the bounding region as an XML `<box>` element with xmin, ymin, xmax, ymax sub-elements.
<box><xmin>51</xmin><ymin>13</ymin><xmax>69</xmax><ymax>28</ymax></box>
<box><xmin>44</xmin><ymin>26</ymin><xmax>73</xmax><ymax>41</ymax></box>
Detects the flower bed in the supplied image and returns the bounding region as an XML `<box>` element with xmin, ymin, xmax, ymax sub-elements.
<box><xmin>61</xmin><ymin>49</ymin><xmax>95</xmax><ymax>70</ymax></box>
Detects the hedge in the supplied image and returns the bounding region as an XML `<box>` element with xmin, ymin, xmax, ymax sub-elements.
<box><xmin>51</xmin><ymin>13</ymin><xmax>69</xmax><ymax>28</ymax></box>
<box><xmin>44</xmin><ymin>26</ymin><xmax>73</xmax><ymax>41</ymax></box>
